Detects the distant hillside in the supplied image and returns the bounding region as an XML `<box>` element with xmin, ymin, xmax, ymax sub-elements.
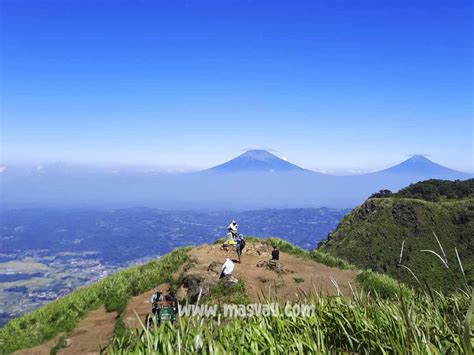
<box><xmin>370</xmin><ymin>178</ymin><xmax>474</xmax><ymax>201</ymax></box>
<box><xmin>319</xmin><ymin>180</ymin><xmax>474</xmax><ymax>292</ymax></box>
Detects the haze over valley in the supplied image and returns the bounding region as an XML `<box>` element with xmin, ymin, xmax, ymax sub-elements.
<box><xmin>1</xmin><ymin>150</ymin><xmax>471</xmax><ymax>209</ymax></box>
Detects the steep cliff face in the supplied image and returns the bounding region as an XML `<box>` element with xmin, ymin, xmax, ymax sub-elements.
<box><xmin>319</xmin><ymin>197</ymin><xmax>474</xmax><ymax>292</ymax></box>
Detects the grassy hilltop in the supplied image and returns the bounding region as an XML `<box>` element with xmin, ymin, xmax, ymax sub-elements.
<box><xmin>1</xmin><ymin>237</ymin><xmax>472</xmax><ymax>354</ymax></box>
<box><xmin>319</xmin><ymin>179</ymin><xmax>474</xmax><ymax>292</ymax></box>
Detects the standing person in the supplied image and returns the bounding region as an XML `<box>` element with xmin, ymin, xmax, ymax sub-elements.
<box><xmin>228</xmin><ymin>220</ymin><xmax>238</xmax><ymax>240</ymax></box>
<box><xmin>220</xmin><ymin>257</ymin><xmax>235</xmax><ymax>279</ymax></box>
<box><xmin>235</xmin><ymin>234</ymin><xmax>246</xmax><ymax>262</ymax></box>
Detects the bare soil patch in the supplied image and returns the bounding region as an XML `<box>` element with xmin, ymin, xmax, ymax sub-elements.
<box><xmin>188</xmin><ymin>243</ymin><xmax>357</xmax><ymax>302</ymax></box>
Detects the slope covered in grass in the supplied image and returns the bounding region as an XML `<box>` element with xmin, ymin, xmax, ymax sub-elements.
<box><xmin>0</xmin><ymin>247</ymin><xmax>190</xmax><ymax>354</ymax></box>
<box><xmin>319</xmin><ymin>195</ymin><xmax>474</xmax><ymax>292</ymax></box>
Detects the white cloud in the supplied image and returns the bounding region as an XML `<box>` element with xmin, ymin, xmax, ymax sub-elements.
<box><xmin>0</xmin><ymin>166</ymin><xmax>7</xmax><ymax>173</ymax></box>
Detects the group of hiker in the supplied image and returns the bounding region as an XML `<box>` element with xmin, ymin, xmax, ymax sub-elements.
<box><xmin>150</xmin><ymin>289</ymin><xmax>177</xmax><ymax>306</ymax></box>
<box><xmin>148</xmin><ymin>289</ymin><xmax>178</xmax><ymax>327</ymax></box>
<box><xmin>219</xmin><ymin>220</ymin><xmax>241</xmax><ymax>279</ymax></box>
<box><xmin>227</xmin><ymin>220</ymin><xmax>246</xmax><ymax>261</ymax></box>
<box><xmin>220</xmin><ymin>220</ymin><xmax>279</xmax><ymax>279</ymax></box>
<box><xmin>148</xmin><ymin>220</ymin><xmax>281</xmax><ymax>325</ymax></box>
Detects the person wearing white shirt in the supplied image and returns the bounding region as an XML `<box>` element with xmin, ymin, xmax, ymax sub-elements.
<box><xmin>220</xmin><ymin>258</ymin><xmax>235</xmax><ymax>279</ymax></box>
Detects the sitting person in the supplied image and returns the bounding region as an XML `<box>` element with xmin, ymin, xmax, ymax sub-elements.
<box><xmin>271</xmin><ymin>246</ymin><xmax>280</xmax><ymax>261</ymax></box>
<box><xmin>151</xmin><ymin>291</ymin><xmax>164</xmax><ymax>304</ymax></box>
<box><xmin>220</xmin><ymin>257</ymin><xmax>235</xmax><ymax>279</ymax></box>
<box><xmin>165</xmin><ymin>290</ymin><xmax>178</xmax><ymax>309</ymax></box>
<box><xmin>150</xmin><ymin>291</ymin><xmax>164</xmax><ymax>314</ymax></box>
<box><xmin>165</xmin><ymin>292</ymin><xmax>177</xmax><ymax>303</ymax></box>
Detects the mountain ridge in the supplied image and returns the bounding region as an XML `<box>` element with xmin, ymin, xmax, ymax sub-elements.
<box><xmin>318</xmin><ymin>179</ymin><xmax>474</xmax><ymax>292</ymax></box>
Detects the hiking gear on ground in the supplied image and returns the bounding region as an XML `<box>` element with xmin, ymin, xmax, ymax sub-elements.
<box><xmin>226</xmin><ymin>232</ymin><xmax>237</xmax><ymax>245</ymax></box>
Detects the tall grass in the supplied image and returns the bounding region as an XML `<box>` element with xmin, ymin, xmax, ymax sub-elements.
<box><xmin>108</xmin><ymin>290</ymin><xmax>471</xmax><ymax>354</ymax></box>
<box><xmin>0</xmin><ymin>247</ymin><xmax>191</xmax><ymax>354</ymax></box>
<box><xmin>357</xmin><ymin>270</ymin><xmax>412</xmax><ymax>299</ymax></box>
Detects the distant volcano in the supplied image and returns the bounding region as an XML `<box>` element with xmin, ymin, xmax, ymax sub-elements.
<box><xmin>2</xmin><ymin>151</ymin><xmax>472</xmax><ymax>209</ymax></box>
<box><xmin>206</xmin><ymin>149</ymin><xmax>310</xmax><ymax>173</ymax></box>
<box><xmin>372</xmin><ymin>155</ymin><xmax>471</xmax><ymax>179</ymax></box>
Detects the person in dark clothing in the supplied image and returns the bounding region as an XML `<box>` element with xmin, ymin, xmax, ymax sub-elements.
<box><xmin>165</xmin><ymin>291</ymin><xmax>178</xmax><ymax>309</ymax></box>
<box><xmin>271</xmin><ymin>246</ymin><xmax>280</xmax><ymax>261</ymax></box>
<box><xmin>151</xmin><ymin>291</ymin><xmax>163</xmax><ymax>314</ymax></box>
<box><xmin>165</xmin><ymin>292</ymin><xmax>177</xmax><ymax>304</ymax></box>
<box><xmin>235</xmin><ymin>234</ymin><xmax>246</xmax><ymax>262</ymax></box>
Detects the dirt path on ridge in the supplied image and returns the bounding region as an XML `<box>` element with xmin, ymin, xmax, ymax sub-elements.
<box><xmin>123</xmin><ymin>242</ymin><xmax>358</xmax><ymax>328</ymax></box>
<box><xmin>15</xmin><ymin>241</ymin><xmax>359</xmax><ymax>353</ymax></box>
<box><xmin>13</xmin><ymin>306</ymin><xmax>117</xmax><ymax>355</ymax></box>
<box><xmin>188</xmin><ymin>243</ymin><xmax>357</xmax><ymax>301</ymax></box>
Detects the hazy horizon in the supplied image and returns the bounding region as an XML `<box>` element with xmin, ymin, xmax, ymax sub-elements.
<box><xmin>1</xmin><ymin>151</ymin><xmax>473</xmax><ymax>175</ymax></box>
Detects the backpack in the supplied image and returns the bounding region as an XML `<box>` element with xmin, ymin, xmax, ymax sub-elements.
<box><xmin>240</xmin><ymin>238</ymin><xmax>246</xmax><ymax>250</ymax></box>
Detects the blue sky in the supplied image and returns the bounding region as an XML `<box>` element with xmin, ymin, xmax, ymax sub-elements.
<box><xmin>1</xmin><ymin>0</ymin><xmax>472</xmax><ymax>173</ymax></box>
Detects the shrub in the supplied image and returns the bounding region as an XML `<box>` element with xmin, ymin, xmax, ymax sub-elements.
<box><xmin>357</xmin><ymin>270</ymin><xmax>413</xmax><ymax>299</ymax></box>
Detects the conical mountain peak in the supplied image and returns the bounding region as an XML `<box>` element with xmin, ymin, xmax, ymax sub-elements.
<box><xmin>206</xmin><ymin>150</ymin><xmax>308</xmax><ymax>173</ymax></box>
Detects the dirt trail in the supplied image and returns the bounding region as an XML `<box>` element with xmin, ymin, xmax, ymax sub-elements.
<box><xmin>57</xmin><ymin>306</ymin><xmax>117</xmax><ymax>354</ymax></box>
<box><xmin>15</xmin><ymin>241</ymin><xmax>358</xmax><ymax>353</ymax></box>
<box><xmin>14</xmin><ymin>306</ymin><xmax>117</xmax><ymax>355</ymax></box>
<box><xmin>189</xmin><ymin>243</ymin><xmax>357</xmax><ymax>301</ymax></box>
<box><xmin>123</xmin><ymin>242</ymin><xmax>358</xmax><ymax>328</ymax></box>
<box><xmin>123</xmin><ymin>283</ymin><xmax>170</xmax><ymax>329</ymax></box>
